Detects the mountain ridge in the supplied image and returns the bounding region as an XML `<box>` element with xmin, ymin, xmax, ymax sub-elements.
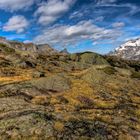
<box><xmin>0</xmin><ymin>36</ymin><xmax>58</xmax><ymax>55</ymax></box>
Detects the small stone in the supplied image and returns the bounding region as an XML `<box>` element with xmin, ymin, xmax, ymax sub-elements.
<box><xmin>107</xmin><ymin>135</ymin><xmax>113</xmax><ymax>140</ymax></box>
<box><xmin>118</xmin><ymin>133</ymin><xmax>135</xmax><ymax>140</ymax></box>
<box><xmin>113</xmin><ymin>117</ymin><xmax>124</xmax><ymax>124</ymax></box>
<box><xmin>32</xmin><ymin>71</ymin><xmax>45</xmax><ymax>78</ymax></box>
<box><xmin>54</xmin><ymin>121</ymin><xmax>64</xmax><ymax>132</ymax></box>
<box><xmin>34</xmin><ymin>128</ymin><xmax>43</xmax><ymax>135</ymax></box>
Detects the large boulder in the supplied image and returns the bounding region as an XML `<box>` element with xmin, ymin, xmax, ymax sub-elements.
<box><xmin>18</xmin><ymin>61</ymin><xmax>36</xmax><ymax>69</ymax></box>
<box><xmin>31</xmin><ymin>74</ymin><xmax>71</xmax><ymax>92</ymax></box>
<box><xmin>81</xmin><ymin>65</ymin><xmax>108</xmax><ymax>85</ymax></box>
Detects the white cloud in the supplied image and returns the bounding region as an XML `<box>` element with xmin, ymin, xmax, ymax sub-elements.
<box><xmin>35</xmin><ymin>0</ymin><xmax>76</xmax><ymax>25</ymax></box>
<box><xmin>33</xmin><ymin>20</ymin><xmax>122</xmax><ymax>47</ymax></box>
<box><xmin>92</xmin><ymin>42</ymin><xmax>99</xmax><ymax>45</ymax></box>
<box><xmin>0</xmin><ymin>0</ymin><xmax>35</xmax><ymax>11</ymax></box>
<box><xmin>96</xmin><ymin>0</ymin><xmax>117</xmax><ymax>4</ymax></box>
<box><xmin>69</xmin><ymin>11</ymin><xmax>84</xmax><ymax>19</ymax></box>
<box><xmin>3</xmin><ymin>15</ymin><xmax>29</xmax><ymax>33</ymax></box>
<box><xmin>95</xmin><ymin>3</ymin><xmax>139</xmax><ymax>16</ymax></box>
<box><xmin>94</xmin><ymin>16</ymin><xmax>104</xmax><ymax>22</ymax></box>
<box><xmin>112</xmin><ymin>22</ymin><xmax>125</xmax><ymax>28</ymax></box>
<box><xmin>23</xmin><ymin>40</ymin><xmax>32</xmax><ymax>44</ymax></box>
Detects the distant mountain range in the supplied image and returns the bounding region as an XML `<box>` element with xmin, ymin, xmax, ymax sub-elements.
<box><xmin>110</xmin><ymin>38</ymin><xmax>140</xmax><ymax>61</ymax></box>
<box><xmin>0</xmin><ymin>37</ymin><xmax>58</xmax><ymax>55</ymax></box>
<box><xmin>1</xmin><ymin>36</ymin><xmax>140</xmax><ymax>61</ymax></box>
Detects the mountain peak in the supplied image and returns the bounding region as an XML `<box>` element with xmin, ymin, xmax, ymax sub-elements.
<box><xmin>60</xmin><ymin>48</ymin><xmax>69</xmax><ymax>54</ymax></box>
<box><xmin>111</xmin><ymin>38</ymin><xmax>140</xmax><ymax>60</ymax></box>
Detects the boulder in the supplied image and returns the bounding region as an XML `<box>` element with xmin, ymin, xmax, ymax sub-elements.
<box><xmin>31</xmin><ymin>74</ymin><xmax>71</xmax><ymax>92</ymax></box>
<box><xmin>81</xmin><ymin>65</ymin><xmax>111</xmax><ymax>85</ymax></box>
<box><xmin>18</xmin><ymin>61</ymin><xmax>36</xmax><ymax>69</ymax></box>
<box><xmin>32</xmin><ymin>71</ymin><xmax>45</xmax><ymax>78</ymax></box>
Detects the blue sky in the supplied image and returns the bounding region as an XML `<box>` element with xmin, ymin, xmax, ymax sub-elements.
<box><xmin>0</xmin><ymin>0</ymin><xmax>140</xmax><ymax>54</ymax></box>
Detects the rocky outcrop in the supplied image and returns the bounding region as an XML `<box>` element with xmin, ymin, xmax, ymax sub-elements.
<box><xmin>0</xmin><ymin>37</ymin><xmax>58</xmax><ymax>55</ymax></box>
<box><xmin>37</xmin><ymin>44</ymin><xmax>58</xmax><ymax>55</ymax></box>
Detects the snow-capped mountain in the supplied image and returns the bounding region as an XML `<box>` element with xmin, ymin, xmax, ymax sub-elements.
<box><xmin>110</xmin><ymin>38</ymin><xmax>140</xmax><ymax>61</ymax></box>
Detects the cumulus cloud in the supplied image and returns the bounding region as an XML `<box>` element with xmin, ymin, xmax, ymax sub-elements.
<box><xmin>35</xmin><ymin>0</ymin><xmax>77</xmax><ymax>25</ymax></box>
<box><xmin>112</xmin><ymin>22</ymin><xmax>125</xmax><ymax>28</ymax></box>
<box><xmin>0</xmin><ymin>0</ymin><xmax>35</xmax><ymax>11</ymax></box>
<box><xmin>33</xmin><ymin>20</ymin><xmax>122</xmax><ymax>47</ymax></box>
<box><xmin>3</xmin><ymin>15</ymin><xmax>29</xmax><ymax>33</ymax></box>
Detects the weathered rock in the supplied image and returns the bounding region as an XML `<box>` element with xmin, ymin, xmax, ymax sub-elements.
<box><xmin>31</xmin><ymin>74</ymin><xmax>71</xmax><ymax>92</ymax></box>
<box><xmin>32</xmin><ymin>71</ymin><xmax>45</xmax><ymax>78</ymax></box>
<box><xmin>18</xmin><ymin>61</ymin><xmax>36</xmax><ymax>69</ymax></box>
<box><xmin>81</xmin><ymin>65</ymin><xmax>108</xmax><ymax>85</ymax></box>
